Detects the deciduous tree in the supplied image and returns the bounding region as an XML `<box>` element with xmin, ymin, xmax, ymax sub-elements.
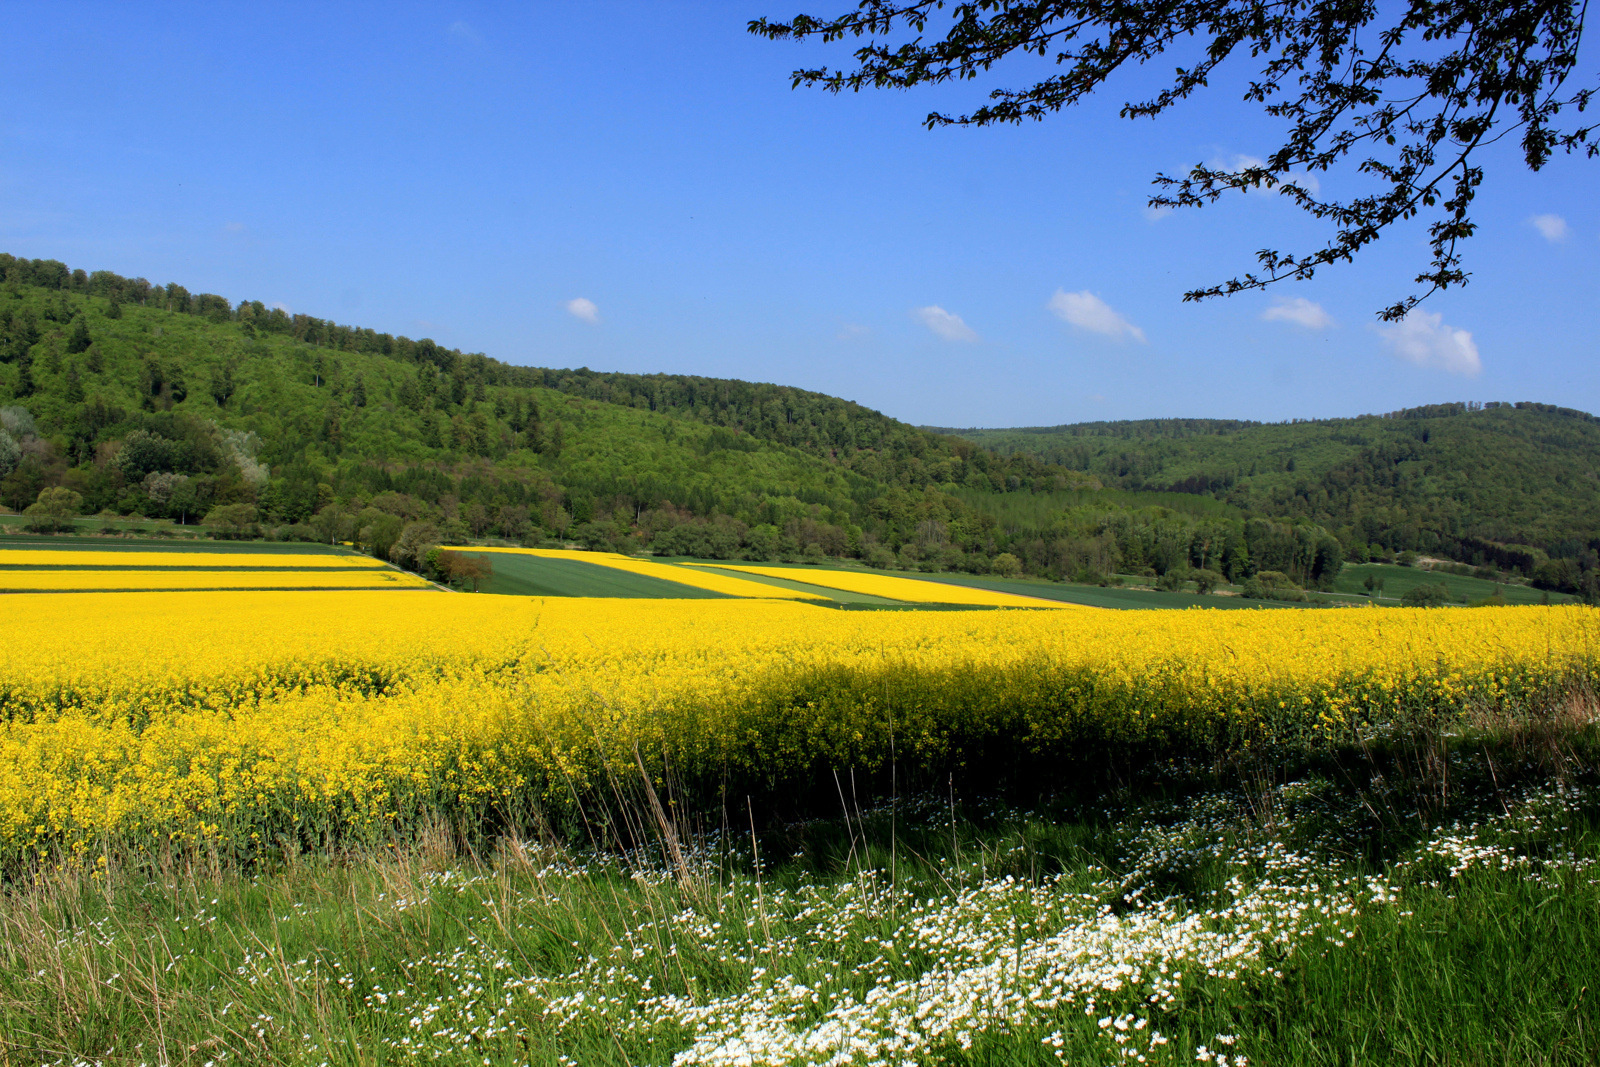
<box><xmin>203</xmin><ymin>502</ymin><xmax>260</xmax><ymax>539</ymax></box>
<box><xmin>23</xmin><ymin>485</ymin><xmax>82</xmax><ymax>533</ymax></box>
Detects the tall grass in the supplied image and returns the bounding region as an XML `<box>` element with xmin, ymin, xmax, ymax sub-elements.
<box><xmin>2</xmin><ymin>708</ymin><xmax>1595</xmax><ymax>1066</ymax></box>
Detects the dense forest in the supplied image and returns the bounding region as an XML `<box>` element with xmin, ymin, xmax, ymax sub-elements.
<box><xmin>937</xmin><ymin>405</ymin><xmax>1600</xmax><ymax>593</ymax></box>
<box><xmin>1</xmin><ymin>252</ymin><xmax>1595</xmax><ymax>597</ymax></box>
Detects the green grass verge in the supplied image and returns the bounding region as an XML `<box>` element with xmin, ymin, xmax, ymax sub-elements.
<box><xmin>3</xmin><ymin>743</ymin><xmax>1595</xmax><ymax>1066</ymax></box>
<box><xmin>0</xmin><ymin>534</ymin><xmax>357</xmax><ymax>554</ymax></box>
<box><xmin>0</xmin><ymin>538</ymin><xmax>380</xmax><ymax>574</ymax></box>
<box><xmin>0</xmin><ymin>514</ymin><xmax>214</xmax><ymax>535</ymax></box>
<box><xmin>1238</xmin><ymin>869</ymin><xmax>1600</xmax><ymax>1063</ymax></box>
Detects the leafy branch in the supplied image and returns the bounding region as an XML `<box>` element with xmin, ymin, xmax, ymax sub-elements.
<box><xmin>752</xmin><ymin>0</ymin><xmax>1595</xmax><ymax>318</ymax></box>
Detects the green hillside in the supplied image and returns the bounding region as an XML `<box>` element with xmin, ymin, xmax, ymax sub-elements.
<box><xmin>936</xmin><ymin>405</ymin><xmax>1600</xmax><ymax>592</ymax></box>
<box><xmin>1</xmin><ymin>252</ymin><xmax>1595</xmax><ymax>600</ymax></box>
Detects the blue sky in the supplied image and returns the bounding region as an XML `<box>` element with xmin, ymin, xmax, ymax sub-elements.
<box><xmin>2</xmin><ymin>1</ymin><xmax>1595</xmax><ymax>427</ymax></box>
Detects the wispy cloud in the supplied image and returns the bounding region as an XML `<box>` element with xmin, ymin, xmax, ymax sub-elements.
<box><xmin>1261</xmin><ymin>296</ymin><xmax>1333</xmax><ymax>330</ymax></box>
<box><xmin>447</xmin><ymin>20</ymin><xmax>483</xmax><ymax>45</ymax></box>
<box><xmin>1530</xmin><ymin>214</ymin><xmax>1568</xmax><ymax>242</ymax></box>
<box><xmin>835</xmin><ymin>322</ymin><xmax>871</xmax><ymax>342</ymax></box>
<box><xmin>223</xmin><ymin>221</ymin><xmax>246</xmax><ymax>234</ymax></box>
<box><xmin>565</xmin><ymin>297</ymin><xmax>600</xmax><ymax>325</ymax></box>
<box><xmin>1378</xmin><ymin>309</ymin><xmax>1481</xmax><ymax>376</ymax></box>
<box><xmin>914</xmin><ymin>306</ymin><xmax>979</xmax><ymax>342</ymax></box>
<box><xmin>1048</xmin><ymin>289</ymin><xmax>1145</xmax><ymax>343</ymax></box>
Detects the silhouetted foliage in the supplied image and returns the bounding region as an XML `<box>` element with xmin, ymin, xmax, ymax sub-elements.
<box><xmin>753</xmin><ymin>0</ymin><xmax>1596</xmax><ymax>319</ymax></box>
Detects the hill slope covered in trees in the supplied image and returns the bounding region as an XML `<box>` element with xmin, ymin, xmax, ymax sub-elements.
<box><xmin>936</xmin><ymin>406</ymin><xmax>1600</xmax><ymax>585</ymax></box>
<box><xmin>1</xmin><ymin>252</ymin><xmax>1594</xmax><ymax>596</ymax></box>
<box><xmin>0</xmin><ymin>253</ymin><xmax>1106</xmax><ymax>573</ymax></box>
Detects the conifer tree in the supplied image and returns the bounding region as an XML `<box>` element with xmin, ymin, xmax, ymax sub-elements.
<box><xmin>67</xmin><ymin>317</ymin><xmax>92</xmax><ymax>354</ymax></box>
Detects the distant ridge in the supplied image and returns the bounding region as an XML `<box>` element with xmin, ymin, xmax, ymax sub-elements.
<box><xmin>928</xmin><ymin>401</ymin><xmax>1598</xmax><ymax>438</ymax></box>
<box><xmin>933</xmin><ymin>403</ymin><xmax>1600</xmax><ymax>572</ymax></box>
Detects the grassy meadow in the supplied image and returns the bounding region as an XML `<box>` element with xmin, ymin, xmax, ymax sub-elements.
<box><xmin>6</xmin><ymin>750</ymin><xmax>1598</xmax><ymax>1067</ymax></box>
<box><xmin>1333</xmin><ymin>562</ymin><xmax>1559</xmax><ymax>605</ymax></box>
<box><xmin>0</xmin><ymin>539</ymin><xmax>1597</xmax><ymax>1064</ymax></box>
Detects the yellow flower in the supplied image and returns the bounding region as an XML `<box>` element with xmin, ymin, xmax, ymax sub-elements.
<box><xmin>0</xmin><ymin>591</ymin><xmax>1592</xmax><ymax>862</ymax></box>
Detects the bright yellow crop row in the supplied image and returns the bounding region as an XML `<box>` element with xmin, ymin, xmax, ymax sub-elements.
<box><xmin>446</xmin><ymin>547</ymin><xmax>828</xmax><ymax>600</ymax></box>
<box><xmin>0</xmin><ymin>570</ymin><xmax>432</xmax><ymax>591</ymax></box>
<box><xmin>0</xmin><ymin>549</ymin><xmax>386</xmax><ymax>570</ymax></box>
<box><xmin>0</xmin><ymin>593</ymin><xmax>1594</xmax><ymax>862</ymax></box>
<box><xmin>690</xmin><ymin>563</ymin><xmax>1076</xmax><ymax>608</ymax></box>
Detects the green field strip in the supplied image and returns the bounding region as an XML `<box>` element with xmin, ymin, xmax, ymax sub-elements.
<box><xmin>0</xmin><ymin>536</ymin><xmax>356</xmax><ymax>555</ymax></box>
<box><xmin>665</xmin><ymin>561</ymin><xmax>905</xmax><ymax>605</ymax></box>
<box><xmin>0</xmin><ymin>516</ymin><xmax>216</xmax><ymax>533</ymax></box>
<box><xmin>1333</xmin><ymin>563</ymin><xmax>1566</xmax><ymax>605</ymax></box>
<box><xmin>688</xmin><ymin>565</ymin><xmax>888</xmax><ymax>604</ymax></box>
<box><xmin>459</xmin><ymin>552</ymin><xmax>733</xmax><ymax>599</ymax></box>
<box><xmin>669</xmin><ymin>559</ymin><xmax>834</xmax><ymax>573</ymax></box>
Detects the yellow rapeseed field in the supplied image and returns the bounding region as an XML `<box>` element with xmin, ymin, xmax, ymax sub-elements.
<box><xmin>0</xmin><ymin>570</ymin><xmax>432</xmax><ymax>591</ymax></box>
<box><xmin>690</xmin><ymin>563</ymin><xmax>1077</xmax><ymax>608</ymax></box>
<box><xmin>0</xmin><ymin>549</ymin><xmax>388</xmax><ymax>569</ymax></box>
<box><xmin>445</xmin><ymin>547</ymin><xmax>828</xmax><ymax>600</ymax></box>
<box><xmin>0</xmin><ymin>592</ymin><xmax>1594</xmax><ymax>862</ymax></box>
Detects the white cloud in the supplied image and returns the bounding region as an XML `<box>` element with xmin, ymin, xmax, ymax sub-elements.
<box><xmin>1530</xmin><ymin>214</ymin><xmax>1568</xmax><ymax>242</ymax></box>
<box><xmin>1261</xmin><ymin>297</ymin><xmax>1334</xmax><ymax>330</ymax></box>
<box><xmin>565</xmin><ymin>297</ymin><xmax>600</xmax><ymax>324</ymax></box>
<box><xmin>1047</xmin><ymin>289</ymin><xmax>1145</xmax><ymax>343</ymax></box>
<box><xmin>914</xmin><ymin>306</ymin><xmax>979</xmax><ymax>342</ymax></box>
<box><xmin>1378</xmin><ymin>309</ymin><xmax>1481</xmax><ymax>376</ymax></box>
<box><xmin>1227</xmin><ymin>154</ymin><xmax>1271</xmax><ymax>195</ymax></box>
<box><xmin>1291</xmin><ymin>173</ymin><xmax>1322</xmax><ymax>195</ymax></box>
<box><xmin>447</xmin><ymin>20</ymin><xmax>483</xmax><ymax>44</ymax></box>
<box><xmin>223</xmin><ymin>221</ymin><xmax>246</xmax><ymax>233</ymax></box>
<box><xmin>835</xmin><ymin>322</ymin><xmax>871</xmax><ymax>342</ymax></box>
<box><xmin>1214</xmin><ymin>153</ymin><xmax>1321</xmax><ymax>196</ymax></box>
<box><xmin>271</xmin><ymin>302</ymin><xmax>291</xmax><ymax>314</ymax></box>
<box><xmin>1142</xmin><ymin>204</ymin><xmax>1175</xmax><ymax>223</ymax></box>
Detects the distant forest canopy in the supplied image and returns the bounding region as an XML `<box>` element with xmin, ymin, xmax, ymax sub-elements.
<box><xmin>0</xmin><ymin>252</ymin><xmax>1595</xmax><ymax>597</ymax></box>
<box><xmin>936</xmin><ymin>404</ymin><xmax>1600</xmax><ymax>583</ymax></box>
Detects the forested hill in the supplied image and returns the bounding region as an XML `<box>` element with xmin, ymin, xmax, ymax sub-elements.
<box><xmin>0</xmin><ymin>254</ymin><xmax>1079</xmax><ymax>492</ymax></box>
<box><xmin>0</xmin><ymin>252</ymin><xmax>1096</xmax><ymax>570</ymax></box>
<box><xmin>935</xmin><ymin>405</ymin><xmax>1600</xmax><ymax>568</ymax></box>
<box><xmin>1</xmin><ymin>251</ymin><xmax>1595</xmax><ymax>596</ymax></box>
